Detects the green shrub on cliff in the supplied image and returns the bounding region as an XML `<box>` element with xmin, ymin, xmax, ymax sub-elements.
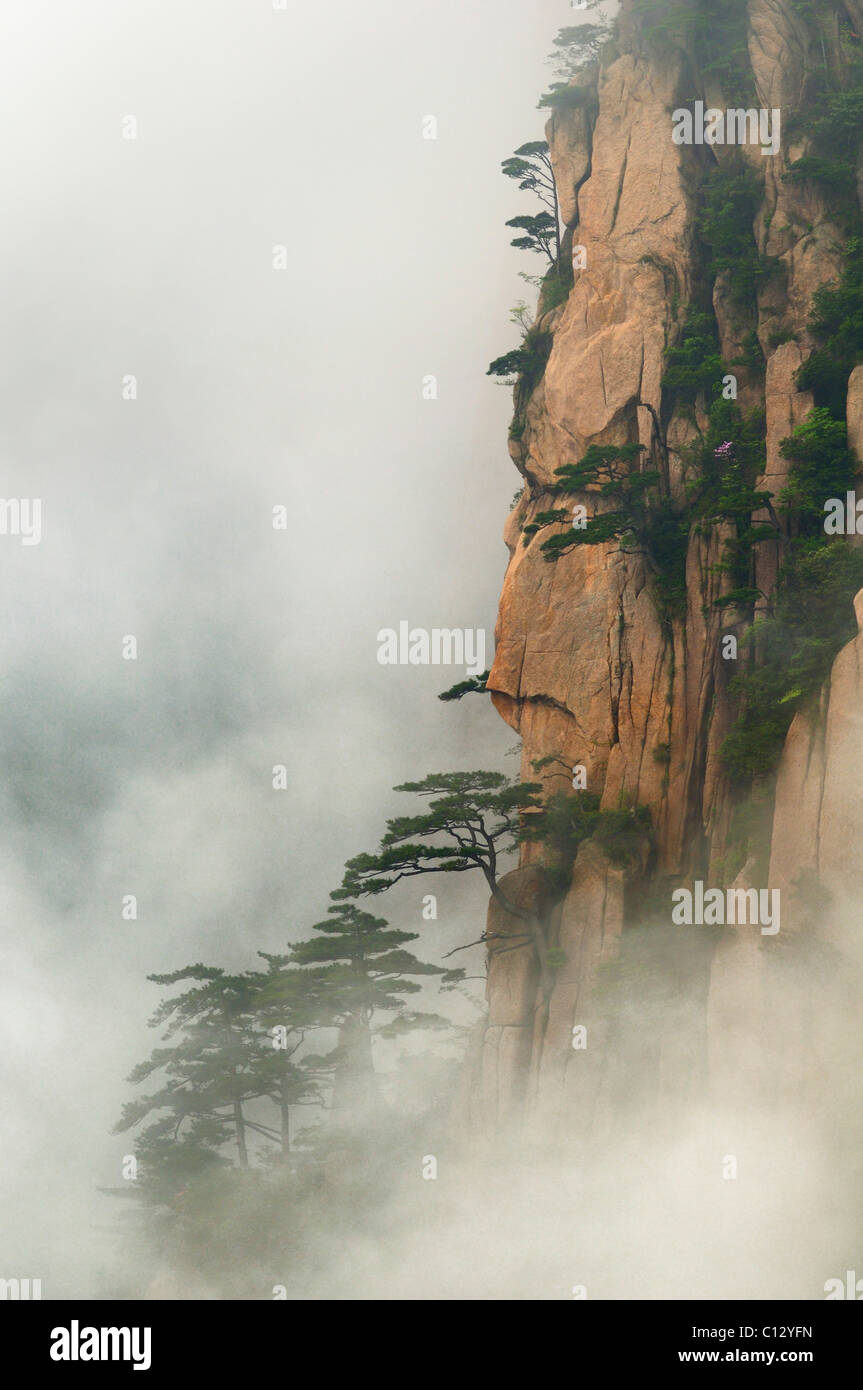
<box><xmin>778</xmin><ymin>408</ymin><xmax>858</xmax><ymax>535</ymax></box>
<box><xmin>539</xmin><ymin>254</ymin><xmax>574</xmax><ymax>313</ymax></box>
<box><xmin>698</xmin><ymin>159</ymin><xmax>777</xmax><ymax>307</ymax></box>
<box><xmin>487</xmin><ymin>328</ymin><xmax>553</xmax><ymax>388</ymax></box>
<box><xmin>538</xmin><ymin>17</ymin><xmax>610</xmax><ymax>107</ymax></box>
<box><xmin>632</xmin><ymin>0</ymin><xmax>754</xmax><ymax>101</ymax></box>
<box><xmin>547</xmin><ymin>21</ymin><xmax>611</xmax><ymax>80</ymax></box>
<box><xmin>784</xmin><ymin>59</ymin><xmax>863</xmax><ymax>206</ymax></box>
<box><xmin>538</xmin><ymin>85</ymin><xmax>597</xmax><ymax>111</ymax></box>
<box><xmin>661</xmin><ymin>309</ymin><xmax>724</xmax><ymax>403</ymax></box>
<box><xmin>501</xmin><ymin>140</ymin><xmax>561</xmax><ymax>269</ymax></box>
<box><xmin>522</xmin><ymin>443</ymin><xmax>658</xmax><ymax>561</ymax></box>
<box><xmin>796</xmin><ymin>236</ymin><xmax>863</xmax><ymax>416</ymax></box>
<box><xmin>720</xmin><ymin>541</ymin><xmax>863</xmax><ymax>780</ymax></box>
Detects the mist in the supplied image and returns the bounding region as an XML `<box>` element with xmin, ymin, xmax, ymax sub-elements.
<box><xmin>0</xmin><ymin>0</ymin><xmax>565</xmax><ymax>1296</ymax></box>
<box><xmin>2</xmin><ymin>0</ymin><xmax>861</xmax><ymax>1306</ymax></box>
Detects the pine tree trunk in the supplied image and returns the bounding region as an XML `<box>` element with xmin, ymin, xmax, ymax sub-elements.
<box><xmin>332</xmin><ymin>1011</ymin><xmax>379</xmax><ymax>1116</ymax></box>
<box><xmin>233</xmin><ymin>1095</ymin><xmax>249</xmax><ymax>1167</ymax></box>
<box><xmin>279</xmin><ymin>1084</ymin><xmax>291</xmax><ymax>1158</ymax></box>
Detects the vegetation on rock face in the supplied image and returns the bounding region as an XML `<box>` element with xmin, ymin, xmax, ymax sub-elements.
<box><xmin>661</xmin><ymin>309</ymin><xmax>724</xmax><ymax>402</ymax></box>
<box><xmin>668</xmin><ymin>348</ymin><xmax>863</xmax><ymax>784</ymax></box>
<box><xmin>778</xmin><ymin>408</ymin><xmax>858</xmax><ymax>532</ymax></box>
<box><xmin>796</xmin><ymin>236</ymin><xmax>863</xmax><ymax>415</ymax></box>
<box><xmin>501</xmin><ymin>140</ymin><xmax>561</xmax><ymax>269</ymax></box>
<box><xmin>332</xmin><ymin>760</ymin><xmax>652</xmax><ymax>994</ymax></box>
<box><xmin>689</xmin><ymin>398</ymin><xmax>774</xmax><ymax>614</ymax></box>
<box><xmin>522</xmin><ymin>757</ymin><xmax>653</xmax><ymax>884</ymax></box>
<box><xmin>698</xmin><ymin>159</ymin><xmax>778</xmax><ymax>307</ymax></box>
<box><xmin>517</xmin><ymin>254</ymin><xmax>863</xmax><ymax>783</ymax></box>
<box><xmin>548</xmin><ymin>20</ymin><xmax>611</xmax><ymax>78</ymax></box>
<box><xmin>539</xmin><ymin>252</ymin><xmax>575</xmax><ymax>312</ymax></box>
<box><xmin>718</xmin><ymin>226</ymin><xmax>863</xmax><ymax>782</ymax></box>
<box><xmin>538</xmin><ymin>84</ymin><xmax>599</xmax><ymax>112</ymax></box>
<box><xmin>720</xmin><ymin>542</ymin><xmax>863</xmax><ymax>780</ymax></box>
<box><xmin>511</xmin><ymin>0</ymin><xmax>863</xmax><ymax>792</ymax></box>
<box><xmin>506</xmin><ymin>210</ymin><xmax>560</xmax><ymax>266</ymax></box>
<box><xmin>438</xmin><ymin>670</ymin><xmax>490</xmax><ymax>701</ymax></box>
<box><xmin>632</xmin><ymin>0</ymin><xmax>755</xmax><ymax>101</ymax></box>
<box><xmin>522</xmin><ymin>443</ymin><xmax>656</xmax><ymax>557</ymax></box>
<box><xmin>518</xmin><ymin>376</ymin><xmax>772</xmax><ymax>627</ymax></box>
<box><xmin>486</xmin><ymin>328</ymin><xmax>552</xmax><ymax>387</ymax></box>
<box><xmin>784</xmin><ymin>56</ymin><xmax>863</xmax><ymax>205</ymax></box>
<box><xmin>332</xmin><ymin>768</ymin><xmax>582</xmax><ymax>996</ymax></box>
<box><xmin>333</xmin><ymin>771</ymin><xmax>542</xmax><ymax>906</ymax></box>
<box><xmin>538</xmin><ymin>12</ymin><xmax>610</xmax><ymax>107</ymax></box>
<box><xmin>518</xmin><ymin>437</ymin><xmax>691</xmax><ymax>623</ymax></box>
<box><xmin>487</xmin><ymin>129</ymin><xmax>570</xmax><ymax>396</ymax></box>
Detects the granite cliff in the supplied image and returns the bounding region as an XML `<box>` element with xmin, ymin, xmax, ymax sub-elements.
<box><xmin>462</xmin><ymin>0</ymin><xmax>863</xmax><ymax>1139</ymax></box>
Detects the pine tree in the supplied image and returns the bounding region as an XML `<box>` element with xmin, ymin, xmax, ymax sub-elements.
<box><xmin>501</xmin><ymin>141</ymin><xmax>561</xmax><ymax>267</ymax></box>
<box><xmin>114</xmin><ymin>964</ymin><xmax>321</xmax><ymax>1192</ymax></box>
<box><xmin>246</xmin><ymin>958</ymin><xmax>330</xmax><ymax>1157</ymax></box>
<box><xmin>331</xmin><ymin>770</ymin><xmax>562</xmax><ymax>991</ymax></box>
<box><xmin>278</xmin><ymin>904</ymin><xmax>451</xmax><ymax>1115</ymax></box>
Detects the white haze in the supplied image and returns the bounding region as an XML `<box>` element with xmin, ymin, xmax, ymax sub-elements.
<box><xmin>0</xmin><ymin>0</ymin><xmax>564</xmax><ymax>1295</ymax></box>
<box><xmin>1</xmin><ymin>0</ymin><xmax>860</xmax><ymax>1302</ymax></box>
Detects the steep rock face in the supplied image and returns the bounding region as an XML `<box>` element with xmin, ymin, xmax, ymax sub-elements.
<box><xmin>847</xmin><ymin>363</ymin><xmax>863</xmax><ymax>466</ymax></box>
<box><xmin>747</xmin><ymin>0</ymin><xmax>810</xmax><ymax>113</ymax></box>
<box><xmin>526</xmin><ymin>841</ymin><xmax>625</xmax><ymax>1140</ymax></box>
<box><xmin>766</xmin><ymin>364</ymin><xmax>863</xmax><ymax>918</ymax></box>
<box><xmin>749</xmin><ymin>0</ymin><xmax>841</xmax><ymax>602</ymax></box>
<box><xmin>708</xmin><ymin>585</ymin><xmax>863</xmax><ymax>1116</ymax></box>
<box><xmin>465</xmin><ymin>0</ymin><xmax>863</xmax><ymax>1139</ymax></box>
<box><xmin>753</xmin><ymin>342</ymin><xmax>813</xmax><ymax>604</ymax></box>
<box><xmin>495</xmin><ymin>33</ymin><xmax>732</xmax><ymax>883</ymax></box>
<box><xmin>529</xmin><ymin>50</ymin><xmax>697</xmax><ymax>488</ymax></box>
<box><xmin>769</xmin><ymin>588</ymin><xmax>863</xmax><ymax>920</ymax></box>
<box><xmin>478</xmin><ymin>864</ymin><xmax>547</xmax><ymax>1132</ymax></box>
<box><xmin>545</xmin><ymin>73</ymin><xmax>595</xmax><ymax>231</ymax></box>
<box><xmin>483</xmin><ymin>23</ymin><xmax>730</xmax><ymax>1135</ymax></box>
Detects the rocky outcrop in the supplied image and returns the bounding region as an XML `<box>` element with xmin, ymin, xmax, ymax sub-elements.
<box><xmin>538</xmin><ymin>50</ymin><xmax>697</xmax><ymax>481</ymax></box>
<box><xmin>545</xmin><ymin>73</ymin><xmax>595</xmax><ymax>230</ymax></box>
<box><xmin>754</xmin><ymin>342</ymin><xmax>813</xmax><ymax>604</ymax></box>
<box><xmin>527</xmin><ymin>841</ymin><xmax>625</xmax><ymax>1139</ymax></box>
<box><xmin>769</xmin><ymin>587</ymin><xmax>863</xmax><ymax>921</ymax></box>
<box><xmin>767</xmin><ymin>364</ymin><xmax>863</xmax><ymax>918</ymax></box>
<box><xmin>706</xmin><ymin>583</ymin><xmax>863</xmax><ymax>1117</ymax></box>
<box><xmin>477</xmin><ymin>865</ymin><xmax>547</xmax><ymax>1131</ymax></box>
<box><xmin>847</xmin><ymin>363</ymin><xmax>863</xmax><ymax>468</ymax></box>
<box><xmin>464</xmin><ymin>0</ymin><xmax>863</xmax><ymax>1139</ymax></box>
<box><xmin>493</xmin><ymin>27</ymin><xmax>731</xmax><ymax>885</ymax></box>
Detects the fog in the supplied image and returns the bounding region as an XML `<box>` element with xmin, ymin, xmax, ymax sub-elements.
<box><xmin>2</xmin><ymin>0</ymin><xmax>861</xmax><ymax>1304</ymax></box>
<box><xmin>0</xmin><ymin>0</ymin><xmax>569</xmax><ymax>1295</ymax></box>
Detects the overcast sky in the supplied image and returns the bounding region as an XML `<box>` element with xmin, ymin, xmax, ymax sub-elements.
<box><xmin>0</xmin><ymin>0</ymin><xmax>573</xmax><ymax>1292</ymax></box>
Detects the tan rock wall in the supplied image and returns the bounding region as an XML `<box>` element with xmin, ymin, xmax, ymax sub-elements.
<box><xmin>465</xmin><ymin>0</ymin><xmax>863</xmax><ymax>1139</ymax></box>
